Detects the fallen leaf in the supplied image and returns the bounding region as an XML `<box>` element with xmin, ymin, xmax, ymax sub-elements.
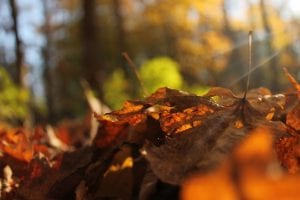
<box><xmin>181</xmin><ymin>128</ymin><xmax>300</xmax><ymax>200</ymax></box>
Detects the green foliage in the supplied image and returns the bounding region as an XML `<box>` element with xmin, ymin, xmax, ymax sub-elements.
<box><xmin>103</xmin><ymin>69</ymin><xmax>130</xmax><ymax>109</ymax></box>
<box><xmin>184</xmin><ymin>84</ymin><xmax>210</xmax><ymax>96</ymax></box>
<box><xmin>0</xmin><ymin>67</ymin><xmax>29</xmax><ymax>122</ymax></box>
<box><xmin>140</xmin><ymin>57</ymin><xmax>183</xmax><ymax>93</ymax></box>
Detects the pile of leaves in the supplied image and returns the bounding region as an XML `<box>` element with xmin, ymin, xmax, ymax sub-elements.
<box><xmin>1</xmin><ymin>69</ymin><xmax>300</xmax><ymax>199</ymax></box>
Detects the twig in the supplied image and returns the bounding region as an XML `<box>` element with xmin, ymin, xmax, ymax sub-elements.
<box><xmin>122</xmin><ymin>52</ymin><xmax>148</xmax><ymax>96</ymax></box>
<box><xmin>243</xmin><ymin>31</ymin><xmax>253</xmax><ymax>100</ymax></box>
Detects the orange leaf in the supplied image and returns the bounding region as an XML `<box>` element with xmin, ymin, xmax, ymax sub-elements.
<box><xmin>0</xmin><ymin>129</ymin><xmax>33</xmax><ymax>162</ymax></box>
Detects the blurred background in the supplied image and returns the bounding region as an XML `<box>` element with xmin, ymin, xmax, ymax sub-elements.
<box><xmin>1</xmin><ymin>0</ymin><xmax>300</xmax><ymax>126</ymax></box>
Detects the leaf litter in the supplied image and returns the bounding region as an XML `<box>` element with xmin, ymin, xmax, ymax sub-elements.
<box><xmin>0</xmin><ymin>69</ymin><xmax>300</xmax><ymax>199</ymax></box>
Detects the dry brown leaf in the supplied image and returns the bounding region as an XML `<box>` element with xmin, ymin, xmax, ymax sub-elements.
<box><xmin>144</xmin><ymin>87</ymin><xmax>287</xmax><ymax>185</ymax></box>
<box><xmin>181</xmin><ymin>128</ymin><xmax>300</xmax><ymax>200</ymax></box>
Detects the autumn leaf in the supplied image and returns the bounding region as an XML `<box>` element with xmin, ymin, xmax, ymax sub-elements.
<box><xmin>0</xmin><ymin>129</ymin><xmax>33</xmax><ymax>163</ymax></box>
<box><xmin>181</xmin><ymin>128</ymin><xmax>300</xmax><ymax>200</ymax></box>
<box><xmin>144</xmin><ymin>87</ymin><xmax>288</xmax><ymax>184</ymax></box>
<box><xmin>92</xmin><ymin>86</ymin><xmax>294</xmax><ymax>185</ymax></box>
<box><xmin>283</xmin><ymin>68</ymin><xmax>300</xmax><ymax>131</ymax></box>
<box><xmin>275</xmin><ymin>132</ymin><xmax>300</xmax><ymax>174</ymax></box>
<box><xmin>2</xmin><ymin>84</ymin><xmax>300</xmax><ymax>199</ymax></box>
<box><xmin>272</xmin><ymin>68</ymin><xmax>300</xmax><ymax>174</ymax></box>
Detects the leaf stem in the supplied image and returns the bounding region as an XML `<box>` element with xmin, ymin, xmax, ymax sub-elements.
<box><xmin>243</xmin><ymin>31</ymin><xmax>253</xmax><ymax>100</ymax></box>
<box><xmin>122</xmin><ymin>52</ymin><xmax>148</xmax><ymax>97</ymax></box>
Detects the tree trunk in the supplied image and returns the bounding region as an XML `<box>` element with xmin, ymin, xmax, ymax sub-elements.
<box><xmin>260</xmin><ymin>0</ymin><xmax>279</xmax><ymax>91</ymax></box>
<box><xmin>112</xmin><ymin>0</ymin><xmax>140</xmax><ymax>95</ymax></box>
<box><xmin>81</xmin><ymin>0</ymin><xmax>104</xmax><ymax>98</ymax></box>
<box><xmin>8</xmin><ymin>0</ymin><xmax>25</xmax><ymax>88</ymax></box>
<box><xmin>41</xmin><ymin>0</ymin><xmax>55</xmax><ymax>122</ymax></box>
<box><xmin>8</xmin><ymin>0</ymin><xmax>34</xmax><ymax>127</ymax></box>
<box><xmin>221</xmin><ymin>0</ymin><xmax>247</xmax><ymax>90</ymax></box>
<box><xmin>112</xmin><ymin>0</ymin><xmax>126</xmax><ymax>61</ymax></box>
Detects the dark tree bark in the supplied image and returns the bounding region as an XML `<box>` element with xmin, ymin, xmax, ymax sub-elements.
<box><xmin>8</xmin><ymin>0</ymin><xmax>25</xmax><ymax>88</ymax></box>
<box><xmin>112</xmin><ymin>0</ymin><xmax>126</xmax><ymax>61</ymax></box>
<box><xmin>113</xmin><ymin>0</ymin><xmax>133</xmax><ymax>75</ymax></box>
<box><xmin>41</xmin><ymin>0</ymin><xmax>55</xmax><ymax>122</ymax></box>
<box><xmin>112</xmin><ymin>0</ymin><xmax>138</xmax><ymax>95</ymax></box>
<box><xmin>221</xmin><ymin>0</ymin><xmax>247</xmax><ymax>90</ymax></box>
<box><xmin>81</xmin><ymin>0</ymin><xmax>104</xmax><ymax>98</ymax></box>
<box><xmin>8</xmin><ymin>0</ymin><xmax>34</xmax><ymax>127</ymax></box>
<box><xmin>260</xmin><ymin>0</ymin><xmax>280</xmax><ymax>91</ymax></box>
